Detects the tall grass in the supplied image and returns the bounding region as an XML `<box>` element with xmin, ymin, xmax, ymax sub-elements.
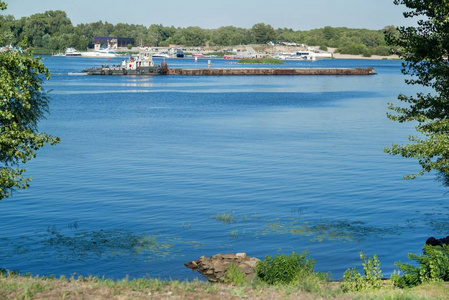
<box><xmin>225</xmin><ymin>264</ymin><xmax>246</xmax><ymax>285</ymax></box>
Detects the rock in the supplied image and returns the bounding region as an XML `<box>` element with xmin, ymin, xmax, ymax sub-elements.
<box><xmin>185</xmin><ymin>253</ymin><xmax>260</xmax><ymax>282</ymax></box>
<box><xmin>223</xmin><ymin>253</ymin><xmax>237</xmax><ymax>259</ymax></box>
<box><xmin>426</xmin><ymin>237</ymin><xmax>440</xmax><ymax>246</ymax></box>
<box><xmin>242</xmin><ymin>258</ymin><xmax>260</xmax><ymax>269</ymax></box>
<box><xmin>184</xmin><ymin>261</ymin><xmax>198</xmax><ymax>269</ymax></box>
<box><xmin>213</xmin><ymin>261</ymin><xmax>228</xmax><ymax>273</ymax></box>
<box><xmin>212</xmin><ymin>254</ymin><xmax>223</xmax><ymax>260</ymax></box>
<box><xmin>240</xmin><ymin>266</ymin><xmax>253</xmax><ymax>275</ymax></box>
<box><xmin>426</xmin><ymin>236</ymin><xmax>449</xmax><ymax>246</ymax></box>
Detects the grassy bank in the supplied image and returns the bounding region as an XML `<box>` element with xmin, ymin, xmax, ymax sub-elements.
<box><xmin>3</xmin><ymin>247</ymin><xmax>449</xmax><ymax>298</ymax></box>
<box><xmin>238</xmin><ymin>58</ymin><xmax>283</xmax><ymax>64</ymax></box>
<box><xmin>1</xmin><ymin>273</ymin><xmax>448</xmax><ymax>299</ymax></box>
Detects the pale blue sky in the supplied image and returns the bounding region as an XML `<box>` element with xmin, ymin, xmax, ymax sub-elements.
<box><xmin>4</xmin><ymin>0</ymin><xmax>416</xmax><ymax>30</ymax></box>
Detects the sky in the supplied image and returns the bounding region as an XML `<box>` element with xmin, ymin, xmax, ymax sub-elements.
<box><xmin>3</xmin><ymin>0</ymin><xmax>417</xmax><ymax>30</ymax></box>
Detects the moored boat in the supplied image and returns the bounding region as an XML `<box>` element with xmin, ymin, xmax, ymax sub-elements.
<box><xmin>176</xmin><ymin>49</ymin><xmax>184</xmax><ymax>58</ymax></box>
<box><xmin>65</xmin><ymin>47</ymin><xmax>82</xmax><ymax>56</ymax></box>
<box><xmin>152</xmin><ymin>52</ymin><xmax>170</xmax><ymax>58</ymax></box>
<box><xmin>81</xmin><ymin>47</ymin><xmax>117</xmax><ymax>58</ymax></box>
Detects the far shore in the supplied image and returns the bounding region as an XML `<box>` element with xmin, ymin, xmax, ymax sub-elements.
<box><xmin>42</xmin><ymin>44</ymin><xmax>401</xmax><ymax>61</ymax></box>
<box><xmin>325</xmin><ymin>47</ymin><xmax>399</xmax><ymax>60</ymax></box>
<box><xmin>331</xmin><ymin>53</ymin><xmax>400</xmax><ymax>60</ymax></box>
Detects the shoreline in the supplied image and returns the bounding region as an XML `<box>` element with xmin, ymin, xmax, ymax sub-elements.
<box><xmin>331</xmin><ymin>53</ymin><xmax>400</xmax><ymax>60</ymax></box>
<box><xmin>1</xmin><ymin>273</ymin><xmax>447</xmax><ymax>299</ymax></box>
<box><xmin>326</xmin><ymin>47</ymin><xmax>399</xmax><ymax>60</ymax></box>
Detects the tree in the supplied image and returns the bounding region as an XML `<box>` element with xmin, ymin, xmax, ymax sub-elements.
<box><xmin>0</xmin><ymin>14</ymin><xmax>14</xmax><ymax>45</ymax></box>
<box><xmin>177</xmin><ymin>26</ymin><xmax>208</xmax><ymax>46</ymax></box>
<box><xmin>322</xmin><ymin>26</ymin><xmax>338</xmax><ymax>41</ymax></box>
<box><xmin>251</xmin><ymin>23</ymin><xmax>277</xmax><ymax>44</ymax></box>
<box><xmin>385</xmin><ymin>0</ymin><xmax>449</xmax><ymax>179</ymax></box>
<box><xmin>0</xmin><ymin>1</ymin><xmax>59</xmax><ymax>200</ymax></box>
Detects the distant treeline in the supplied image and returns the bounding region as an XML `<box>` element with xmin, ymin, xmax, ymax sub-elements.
<box><xmin>0</xmin><ymin>10</ymin><xmax>398</xmax><ymax>56</ymax></box>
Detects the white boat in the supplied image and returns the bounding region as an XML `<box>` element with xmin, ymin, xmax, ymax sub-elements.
<box><xmin>275</xmin><ymin>53</ymin><xmax>295</xmax><ymax>60</ymax></box>
<box><xmin>81</xmin><ymin>47</ymin><xmax>117</xmax><ymax>58</ymax></box>
<box><xmin>65</xmin><ymin>47</ymin><xmax>82</xmax><ymax>56</ymax></box>
<box><xmin>295</xmin><ymin>51</ymin><xmax>314</xmax><ymax>60</ymax></box>
<box><xmin>274</xmin><ymin>51</ymin><xmax>317</xmax><ymax>61</ymax></box>
<box><xmin>152</xmin><ymin>52</ymin><xmax>170</xmax><ymax>58</ymax></box>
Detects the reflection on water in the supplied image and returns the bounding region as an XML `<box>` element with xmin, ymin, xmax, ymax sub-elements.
<box><xmin>437</xmin><ymin>171</ymin><xmax>449</xmax><ymax>190</ymax></box>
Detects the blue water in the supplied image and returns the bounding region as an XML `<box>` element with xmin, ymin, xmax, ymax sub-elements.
<box><xmin>1</xmin><ymin>56</ymin><xmax>447</xmax><ymax>280</ymax></box>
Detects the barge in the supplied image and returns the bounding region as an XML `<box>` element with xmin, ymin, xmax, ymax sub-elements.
<box><xmin>169</xmin><ymin>67</ymin><xmax>376</xmax><ymax>76</ymax></box>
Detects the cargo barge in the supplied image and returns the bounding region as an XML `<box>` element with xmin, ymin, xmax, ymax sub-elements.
<box><xmin>169</xmin><ymin>67</ymin><xmax>376</xmax><ymax>76</ymax></box>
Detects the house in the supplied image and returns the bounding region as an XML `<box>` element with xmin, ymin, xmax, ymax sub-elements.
<box><xmin>93</xmin><ymin>37</ymin><xmax>135</xmax><ymax>49</ymax></box>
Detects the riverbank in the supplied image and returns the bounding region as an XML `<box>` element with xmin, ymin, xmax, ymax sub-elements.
<box><xmin>326</xmin><ymin>47</ymin><xmax>399</xmax><ymax>60</ymax></box>
<box><xmin>30</xmin><ymin>45</ymin><xmax>400</xmax><ymax>60</ymax></box>
<box><xmin>331</xmin><ymin>53</ymin><xmax>399</xmax><ymax>60</ymax></box>
<box><xmin>1</xmin><ymin>274</ymin><xmax>448</xmax><ymax>299</ymax></box>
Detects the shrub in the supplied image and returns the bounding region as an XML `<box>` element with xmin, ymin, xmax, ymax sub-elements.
<box><xmin>319</xmin><ymin>45</ymin><xmax>328</xmax><ymax>51</ymax></box>
<box><xmin>362</xmin><ymin>49</ymin><xmax>372</xmax><ymax>57</ymax></box>
<box><xmin>372</xmin><ymin>45</ymin><xmax>392</xmax><ymax>56</ymax></box>
<box><xmin>337</xmin><ymin>43</ymin><xmax>368</xmax><ymax>55</ymax></box>
<box><xmin>256</xmin><ymin>251</ymin><xmax>316</xmax><ymax>285</ymax></box>
<box><xmin>392</xmin><ymin>244</ymin><xmax>449</xmax><ymax>288</ymax></box>
<box><xmin>341</xmin><ymin>252</ymin><xmax>383</xmax><ymax>292</ymax></box>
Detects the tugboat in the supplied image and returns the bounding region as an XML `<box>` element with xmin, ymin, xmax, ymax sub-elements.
<box><xmin>83</xmin><ymin>51</ymin><xmax>169</xmax><ymax>75</ymax></box>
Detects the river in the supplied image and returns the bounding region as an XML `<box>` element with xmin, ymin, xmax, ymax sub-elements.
<box><xmin>0</xmin><ymin>56</ymin><xmax>447</xmax><ymax>280</ymax></box>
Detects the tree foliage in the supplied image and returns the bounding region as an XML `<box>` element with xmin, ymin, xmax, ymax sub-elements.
<box><xmin>385</xmin><ymin>0</ymin><xmax>449</xmax><ymax>179</ymax></box>
<box><xmin>0</xmin><ymin>1</ymin><xmax>59</xmax><ymax>200</ymax></box>
<box><xmin>251</xmin><ymin>23</ymin><xmax>276</xmax><ymax>44</ymax></box>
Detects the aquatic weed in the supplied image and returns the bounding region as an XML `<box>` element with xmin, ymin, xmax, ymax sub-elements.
<box><xmin>215</xmin><ymin>213</ymin><xmax>236</xmax><ymax>224</ymax></box>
